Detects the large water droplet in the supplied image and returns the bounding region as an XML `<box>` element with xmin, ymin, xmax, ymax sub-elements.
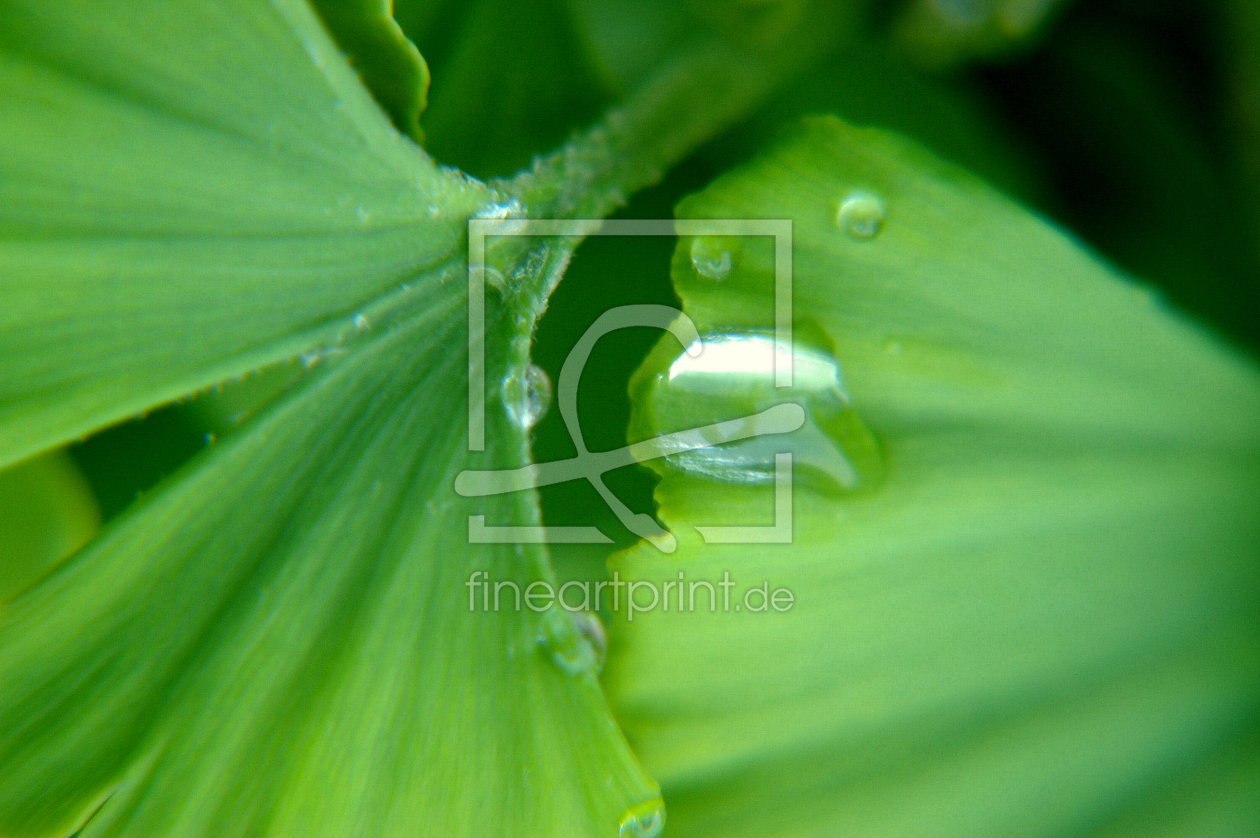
<box><xmin>619</xmin><ymin>799</ymin><xmax>665</xmax><ymax>838</ymax></box>
<box><xmin>835</xmin><ymin>191</ymin><xmax>885</xmax><ymax>240</ymax></box>
<box><xmin>637</xmin><ymin>333</ymin><xmax>882</xmax><ymax>493</ymax></box>
<box><xmin>502</xmin><ymin>364</ymin><xmax>552</xmax><ymax>431</ymax></box>
<box><xmin>689</xmin><ymin>235</ymin><xmax>741</xmax><ymax>281</ymax></box>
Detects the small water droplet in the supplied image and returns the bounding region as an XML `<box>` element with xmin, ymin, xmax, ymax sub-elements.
<box><xmin>637</xmin><ymin>333</ymin><xmax>883</xmax><ymax>493</ymax></box>
<box><xmin>537</xmin><ymin>608</ymin><xmax>603</xmax><ymax>676</ymax></box>
<box><xmin>502</xmin><ymin>364</ymin><xmax>552</xmax><ymax>430</ymax></box>
<box><xmin>473</xmin><ymin>201</ymin><xmax>518</xmax><ymax>220</ymax></box>
<box><xmin>472</xmin><ymin>199</ymin><xmax>529</xmax><ymax>234</ymax></box>
<box><xmin>689</xmin><ymin>235</ymin><xmax>741</xmax><ymax>281</ymax></box>
<box><xmin>352</xmin><ymin>313</ymin><xmax>370</xmax><ymax>330</ymax></box>
<box><xmin>835</xmin><ymin>191</ymin><xmax>886</xmax><ymax>240</ymax></box>
<box><xmin>619</xmin><ymin>799</ymin><xmax>665</xmax><ymax>838</ymax></box>
<box><xmin>355</xmin><ymin>206</ymin><xmax>370</xmax><ymax>222</ymax></box>
<box><xmin>204</xmin><ymin>432</ymin><xmax>217</xmax><ymax>446</ymax></box>
<box><xmin>299</xmin><ymin>346</ymin><xmax>344</xmax><ymax>369</ymax></box>
<box><xmin>572</xmin><ymin>610</ymin><xmax>607</xmax><ymax>671</ymax></box>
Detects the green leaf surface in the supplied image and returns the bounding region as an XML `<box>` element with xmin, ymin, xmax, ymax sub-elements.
<box><xmin>0</xmin><ymin>2</ymin><xmax>661</xmax><ymax>835</ymax></box>
<box><xmin>607</xmin><ymin>117</ymin><xmax>1260</xmax><ymax>836</ymax></box>
<box><xmin>308</xmin><ymin>0</ymin><xmax>430</xmax><ymax>141</ymax></box>
<box><xmin>0</xmin><ymin>294</ymin><xmax>659</xmax><ymax>838</ymax></box>
<box><xmin>0</xmin><ymin>451</ymin><xmax>98</xmax><ymax>603</ymax></box>
<box><xmin>0</xmin><ymin>0</ymin><xmax>488</xmax><ymax>470</ymax></box>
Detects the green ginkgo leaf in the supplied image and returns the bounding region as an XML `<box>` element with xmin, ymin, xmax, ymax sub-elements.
<box><xmin>0</xmin><ymin>0</ymin><xmax>485</xmax><ymax>471</ymax></box>
<box><xmin>0</xmin><ymin>301</ymin><xmax>658</xmax><ymax>837</ymax></box>
<box><xmin>0</xmin><ymin>1</ymin><xmax>661</xmax><ymax>835</ymax></box>
<box><xmin>606</xmin><ymin>117</ymin><xmax>1260</xmax><ymax>837</ymax></box>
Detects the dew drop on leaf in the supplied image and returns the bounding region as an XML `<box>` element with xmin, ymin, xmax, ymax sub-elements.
<box><xmin>571</xmin><ymin>610</ymin><xmax>607</xmax><ymax>670</ymax></box>
<box><xmin>537</xmin><ymin>607</ymin><xmax>603</xmax><ymax>676</ymax></box>
<box><xmin>472</xmin><ymin>199</ymin><xmax>529</xmax><ymax>234</ymax></box>
<box><xmin>834</xmin><ymin>190</ymin><xmax>886</xmax><ymax>240</ymax></box>
<box><xmin>618</xmin><ymin>799</ymin><xmax>665</xmax><ymax>838</ymax></box>
<box><xmin>688</xmin><ymin>235</ymin><xmax>741</xmax><ymax>281</ymax></box>
<box><xmin>502</xmin><ymin>364</ymin><xmax>552</xmax><ymax>430</ymax></box>
<box><xmin>638</xmin><ymin>333</ymin><xmax>883</xmax><ymax>493</ymax></box>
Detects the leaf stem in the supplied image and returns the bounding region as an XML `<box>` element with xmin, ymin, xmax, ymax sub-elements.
<box><xmin>498</xmin><ymin>31</ymin><xmax>832</xmax><ymax>221</ymax></box>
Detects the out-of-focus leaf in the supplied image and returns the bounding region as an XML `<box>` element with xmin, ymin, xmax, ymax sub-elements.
<box><xmin>0</xmin><ymin>451</ymin><xmax>98</xmax><ymax>603</ymax></box>
<box><xmin>607</xmin><ymin>117</ymin><xmax>1260</xmax><ymax>837</ymax></box>
<box><xmin>988</xmin><ymin>11</ymin><xmax>1260</xmax><ymax>347</ymax></box>
<box><xmin>706</xmin><ymin>37</ymin><xmax>1040</xmax><ymax>203</ymax></box>
<box><xmin>0</xmin><ymin>0</ymin><xmax>488</xmax><ymax>471</ymax></box>
<box><xmin>566</xmin><ymin>0</ymin><xmax>867</xmax><ymax>94</ymax></box>
<box><xmin>409</xmin><ymin>0</ymin><xmax>607</xmax><ymax>177</ymax></box>
<box><xmin>565</xmin><ymin>0</ymin><xmax>694</xmax><ymax>92</ymax></box>
<box><xmin>895</xmin><ymin>0</ymin><xmax>1074</xmax><ymax>68</ymax></box>
<box><xmin>308</xmin><ymin>0</ymin><xmax>430</xmax><ymax>140</ymax></box>
<box><xmin>1224</xmin><ymin>0</ymin><xmax>1260</xmax><ymax>258</ymax></box>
